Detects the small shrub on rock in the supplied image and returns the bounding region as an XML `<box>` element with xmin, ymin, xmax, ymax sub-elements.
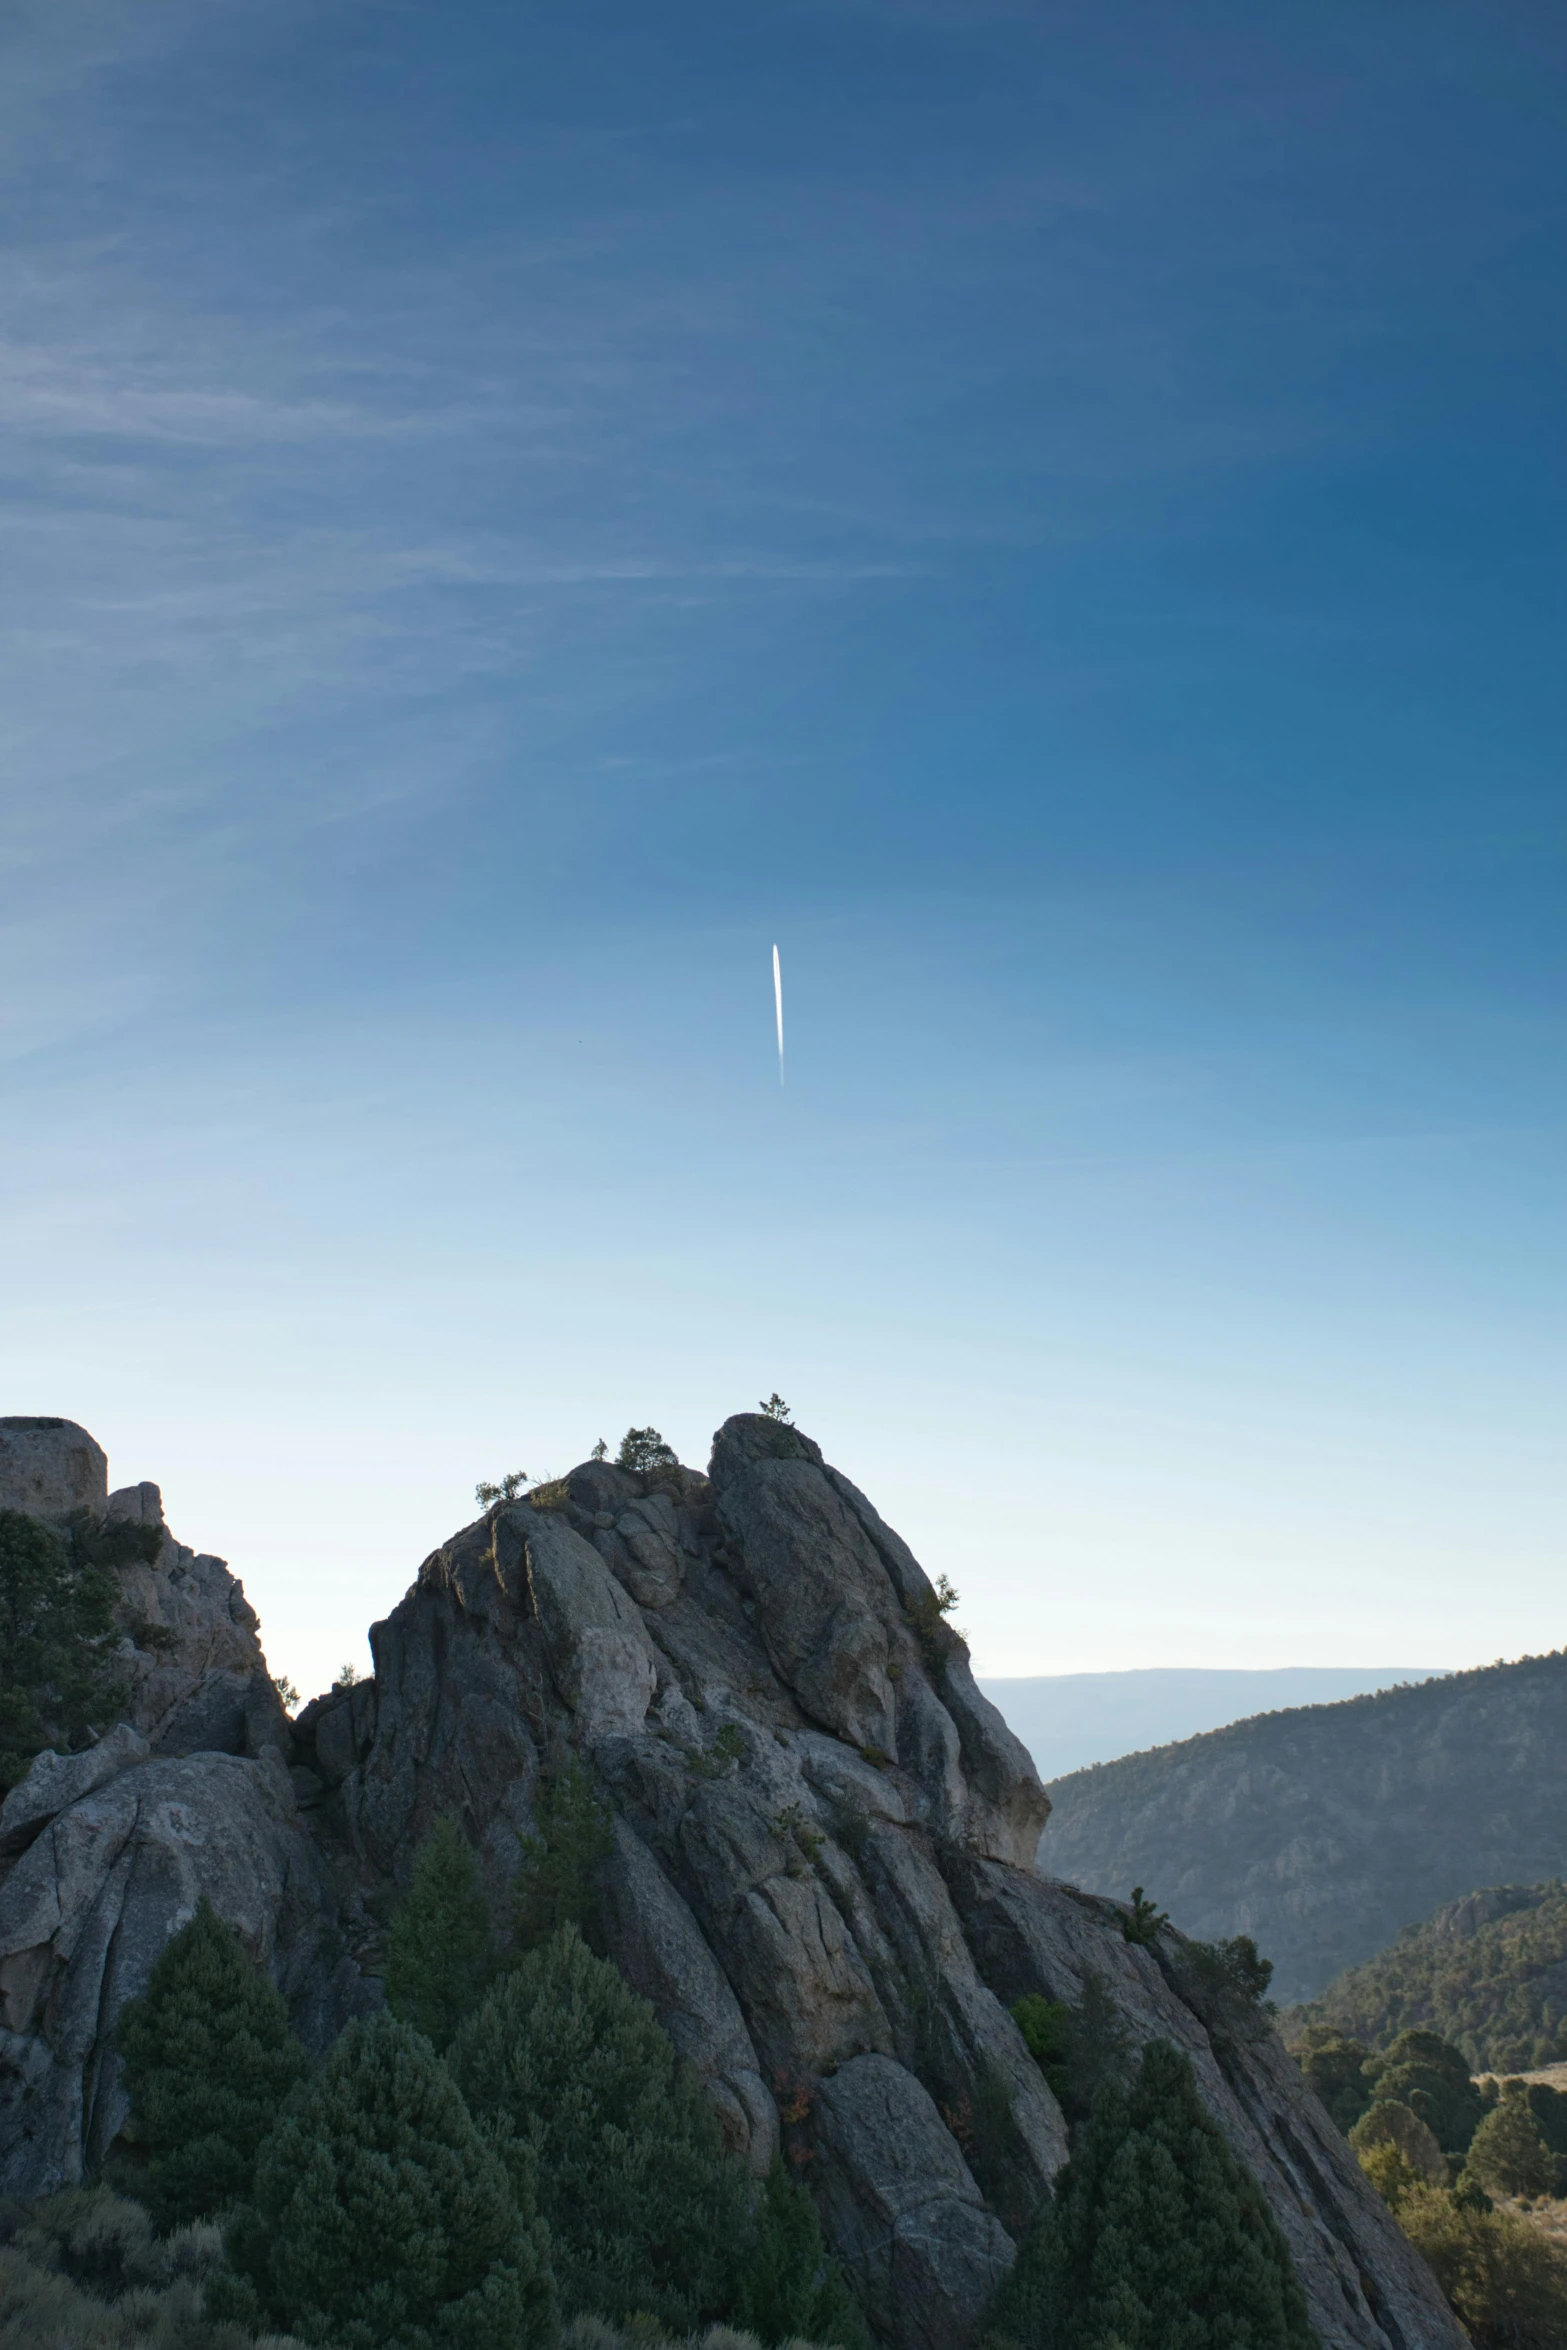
<box><xmin>219</xmin><ymin>2009</ymin><xmax>555</xmax><ymax>2350</ymax></box>
<box><xmin>449</xmin><ymin>1927</ymin><xmax>750</xmax><ymax>2333</ymax></box>
<box><xmin>117</xmin><ymin>1899</ymin><xmax>309</xmax><ymax>2229</ymax></box>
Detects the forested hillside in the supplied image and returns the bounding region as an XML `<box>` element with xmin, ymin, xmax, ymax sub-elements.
<box><xmin>1291</xmin><ymin>1883</ymin><xmax>1567</xmax><ymax>2073</ymax></box>
<box><xmin>1040</xmin><ymin>1651</ymin><xmax>1567</xmax><ymax>2004</ymax></box>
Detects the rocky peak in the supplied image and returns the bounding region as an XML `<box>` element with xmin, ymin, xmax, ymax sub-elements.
<box><xmin>0</xmin><ymin>1412</ymin><xmax>1466</xmax><ymax>2350</ymax></box>
<box><xmin>292</xmin><ymin>1412</ymin><xmax>1460</xmax><ymax>2350</ymax></box>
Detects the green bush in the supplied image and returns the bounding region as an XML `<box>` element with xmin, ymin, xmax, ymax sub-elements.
<box><xmin>1462</xmin><ymin>2091</ymin><xmax>1559</xmax><ymax>2201</ymax></box>
<box><xmin>220</xmin><ymin>2009</ymin><xmax>555</xmax><ymax>2350</ymax></box>
<box><xmin>1011</xmin><ymin>1996</ymin><xmax>1071</xmax><ymax>2100</ymax></box>
<box><xmin>1120</xmin><ymin>1886</ymin><xmax>1169</xmax><ymax>1948</ymax></box>
<box><xmin>1367</xmin><ymin>2029</ymin><xmax>1486</xmax><ymax>2154</ymax></box>
<box><xmin>0</xmin><ymin>2186</ymin><xmax>303</xmax><ymax>2350</ymax></box>
<box><xmin>0</xmin><ymin>1506</ymin><xmax>125</xmax><ymax>1791</ymax></box>
<box><xmin>384</xmin><ymin>1818</ymin><xmax>494</xmax><ymax>2051</ymax></box>
<box><xmin>1349</xmin><ymin>2099</ymin><xmax>1447</xmax><ymax>2187</ymax></box>
<box><xmin>903</xmin><ymin>1574</ymin><xmax>960</xmax><ymax>1674</ymax></box>
<box><xmin>989</xmin><ymin>2037</ymin><xmax>1314</xmax><ymax>2350</ymax></box>
<box><xmin>616</xmin><ymin>1428</ymin><xmax>678</xmax><ymax>1473</ymax></box>
<box><xmin>1011</xmin><ymin>1970</ymin><xmax>1130</xmax><ymax>2124</ymax></box>
<box><xmin>449</xmin><ymin>1928</ymin><xmax>750</xmax><ymax>2333</ymax></box>
<box><xmin>732</xmin><ymin>2161</ymin><xmax>867</xmax><ymax>2350</ymax></box>
<box><xmin>117</xmin><ymin>1899</ymin><xmax>310</xmax><ymax>2229</ymax></box>
<box><xmin>1395</xmin><ymin>2182</ymin><xmax>1567</xmax><ymax>2350</ymax></box>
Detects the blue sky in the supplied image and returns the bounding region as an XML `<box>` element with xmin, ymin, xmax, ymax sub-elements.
<box><xmin>2</xmin><ymin>0</ymin><xmax>1563</xmax><ymax>1700</ymax></box>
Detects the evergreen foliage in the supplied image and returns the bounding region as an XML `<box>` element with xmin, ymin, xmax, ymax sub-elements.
<box><xmin>989</xmin><ymin>2037</ymin><xmax>1315</xmax><ymax>2350</ymax></box>
<box><xmin>1011</xmin><ymin>1996</ymin><xmax>1072</xmax><ymax>2100</ymax></box>
<box><xmin>220</xmin><ymin>2009</ymin><xmax>555</xmax><ymax>2350</ymax></box>
<box><xmin>448</xmin><ymin>1927</ymin><xmax>751</xmax><ymax>2333</ymax></box>
<box><xmin>1292</xmin><ymin>1880</ymin><xmax>1567</xmax><ymax>2072</ymax></box>
<box><xmin>384</xmin><ymin>1818</ymin><xmax>493</xmax><ymax>2050</ymax></box>
<box><xmin>616</xmin><ymin>1427</ymin><xmax>678</xmax><ymax>1473</ymax></box>
<box><xmin>510</xmin><ymin>1756</ymin><xmax>614</xmax><ymax>1951</ymax></box>
<box><xmin>732</xmin><ymin>2162</ymin><xmax>868</xmax><ymax>2350</ymax></box>
<box><xmin>1367</xmin><ymin>2030</ymin><xmax>1486</xmax><ymax>2153</ymax></box>
<box><xmin>1121</xmin><ymin>1886</ymin><xmax>1169</xmax><ymax>1947</ymax></box>
<box><xmin>1462</xmin><ymin>2092</ymin><xmax>1559</xmax><ymax>2200</ymax></box>
<box><xmin>117</xmin><ymin>1899</ymin><xmax>310</xmax><ymax>2229</ymax></box>
<box><xmin>1013</xmin><ymin>1970</ymin><xmax>1132</xmax><ymax>2122</ymax></box>
<box><xmin>0</xmin><ymin>1506</ymin><xmax>125</xmax><ymax>1791</ymax></box>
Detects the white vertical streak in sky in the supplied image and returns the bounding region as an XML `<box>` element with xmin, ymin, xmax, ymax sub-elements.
<box><xmin>772</xmin><ymin>943</ymin><xmax>784</xmax><ymax>1086</ymax></box>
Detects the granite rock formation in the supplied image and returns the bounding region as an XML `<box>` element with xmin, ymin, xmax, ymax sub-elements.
<box><xmin>0</xmin><ymin>1413</ymin><xmax>1465</xmax><ymax>2350</ymax></box>
<box><xmin>298</xmin><ymin>1415</ymin><xmax>1461</xmax><ymax>2350</ymax></box>
<box><xmin>0</xmin><ymin>1447</ymin><xmax>353</xmax><ymax>2200</ymax></box>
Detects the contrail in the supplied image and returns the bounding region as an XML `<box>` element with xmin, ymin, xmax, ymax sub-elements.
<box><xmin>772</xmin><ymin>943</ymin><xmax>784</xmax><ymax>1087</ymax></box>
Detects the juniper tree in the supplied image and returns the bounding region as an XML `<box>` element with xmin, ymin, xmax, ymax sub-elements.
<box><xmin>220</xmin><ymin>2009</ymin><xmax>555</xmax><ymax>2350</ymax></box>
<box><xmin>116</xmin><ymin>1898</ymin><xmax>310</xmax><ymax>2229</ymax></box>
<box><xmin>1368</xmin><ymin>2030</ymin><xmax>1485</xmax><ymax>2154</ymax></box>
<box><xmin>991</xmin><ymin>2037</ymin><xmax>1316</xmax><ymax>2350</ymax></box>
<box><xmin>383</xmin><ymin>1817</ymin><xmax>493</xmax><ymax>2050</ymax></box>
<box><xmin>734</xmin><ymin>2159</ymin><xmax>868</xmax><ymax>2350</ymax></box>
<box><xmin>448</xmin><ymin>1926</ymin><xmax>750</xmax><ymax>2332</ymax></box>
<box><xmin>1463</xmin><ymin>2091</ymin><xmax>1559</xmax><ymax>2201</ymax></box>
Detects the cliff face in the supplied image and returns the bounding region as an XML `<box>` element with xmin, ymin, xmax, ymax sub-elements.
<box><xmin>297</xmin><ymin>1415</ymin><xmax>1460</xmax><ymax>2350</ymax></box>
<box><xmin>1039</xmin><ymin>1652</ymin><xmax>1567</xmax><ymax>2005</ymax></box>
<box><xmin>0</xmin><ymin>1422</ymin><xmax>357</xmax><ymax>2198</ymax></box>
<box><xmin>0</xmin><ymin>1414</ymin><xmax>1465</xmax><ymax>2350</ymax></box>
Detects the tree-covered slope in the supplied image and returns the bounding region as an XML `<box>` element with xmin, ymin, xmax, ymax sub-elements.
<box><xmin>1290</xmin><ymin>1882</ymin><xmax>1567</xmax><ymax>2074</ymax></box>
<box><xmin>1039</xmin><ymin>1651</ymin><xmax>1567</xmax><ymax>2004</ymax></box>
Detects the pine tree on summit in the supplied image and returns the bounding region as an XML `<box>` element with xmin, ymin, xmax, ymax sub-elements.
<box><xmin>992</xmin><ymin>2038</ymin><xmax>1315</xmax><ymax>2350</ymax></box>
<box><xmin>117</xmin><ymin>1897</ymin><xmax>309</xmax><ymax>2228</ymax></box>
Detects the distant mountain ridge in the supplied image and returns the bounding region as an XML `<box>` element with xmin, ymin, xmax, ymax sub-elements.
<box><xmin>1038</xmin><ymin>1650</ymin><xmax>1567</xmax><ymax>2005</ymax></box>
<box><xmin>978</xmin><ymin>1666</ymin><xmax>1447</xmax><ymax>1783</ymax></box>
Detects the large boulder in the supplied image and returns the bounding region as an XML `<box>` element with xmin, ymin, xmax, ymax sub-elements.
<box><xmin>0</xmin><ymin>1418</ymin><xmax>106</xmax><ymax>1523</ymax></box>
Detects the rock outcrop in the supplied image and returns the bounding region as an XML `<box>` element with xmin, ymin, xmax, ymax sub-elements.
<box><xmin>0</xmin><ymin>1412</ymin><xmax>1467</xmax><ymax>2350</ymax></box>
<box><xmin>0</xmin><ymin>1415</ymin><xmax>108</xmax><ymax>1523</ymax></box>
<box><xmin>0</xmin><ymin>1445</ymin><xmax>350</xmax><ymax>2200</ymax></box>
<box><xmin>293</xmin><ymin>1414</ymin><xmax>1462</xmax><ymax>2350</ymax></box>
